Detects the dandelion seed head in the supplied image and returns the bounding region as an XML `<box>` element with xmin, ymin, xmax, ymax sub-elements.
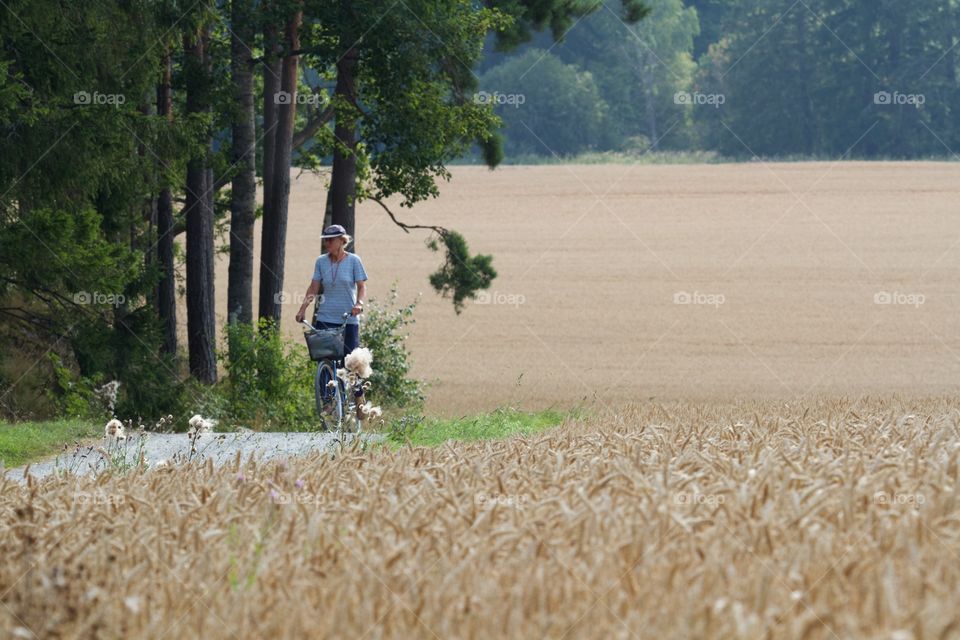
<box><xmin>344</xmin><ymin>347</ymin><xmax>374</xmax><ymax>379</ymax></box>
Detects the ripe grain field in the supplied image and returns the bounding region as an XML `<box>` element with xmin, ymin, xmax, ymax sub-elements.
<box><xmin>186</xmin><ymin>162</ymin><xmax>960</xmax><ymax>415</ymax></box>
<box><xmin>4</xmin><ymin>397</ymin><xmax>960</xmax><ymax>638</ymax></box>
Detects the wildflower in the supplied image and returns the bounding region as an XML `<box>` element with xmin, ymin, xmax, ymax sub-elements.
<box><xmin>344</xmin><ymin>347</ymin><xmax>373</xmax><ymax>379</ymax></box>
<box><xmin>93</xmin><ymin>380</ymin><xmax>121</xmax><ymax>415</ymax></box>
<box><xmin>358</xmin><ymin>402</ymin><xmax>382</xmax><ymax>421</ymax></box>
<box><xmin>187</xmin><ymin>414</ymin><xmax>215</xmax><ymax>437</ymax></box>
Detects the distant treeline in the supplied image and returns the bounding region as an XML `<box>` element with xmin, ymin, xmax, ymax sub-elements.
<box><xmin>477</xmin><ymin>0</ymin><xmax>960</xmax><ymax>159</ymax></box>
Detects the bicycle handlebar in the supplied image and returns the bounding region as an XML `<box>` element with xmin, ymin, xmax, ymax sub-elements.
<box><xmin>300</xmin><ymin>311</ymin><xmax>353</xmax><ymax>334</ymax></box>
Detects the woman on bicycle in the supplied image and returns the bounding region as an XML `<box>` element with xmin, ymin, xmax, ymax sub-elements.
<box><xmin>295</xmin><ymin>224</ymin><xmax>368</xmax><ymax>360</ymax></box>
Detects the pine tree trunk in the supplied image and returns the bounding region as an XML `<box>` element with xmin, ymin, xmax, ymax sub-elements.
<box><xmin>156</xmin><ymin>49</ymin><xmax>177</xmax><ymax>357</ymax></box>
<box><xmin>261</xmin><ymin>12</ymin><xmax>282</xmax><ymax>282</ymax></box>
<box><xmin>637</xmin><ymin>51</ymin><xmax>658</xmax><ymax>148</ymax></box>
<box><xmin>258</xmin><ymin>7</ymin><xmax>302</xmax><ymax>323</ymax></box>
<box><xmin>329</xmin><ymin>37</ymin><xmax>359</xmax><ymax>251</ymax></box>
<box><xmin>184</xmin><ymin>27</ymin><xmax>217</xmax><ymax>383</ymax></box>
<box><xmin>228</xmin><ymin>0</ymin><xmax>256</xmax><ymax>329</ymax></box>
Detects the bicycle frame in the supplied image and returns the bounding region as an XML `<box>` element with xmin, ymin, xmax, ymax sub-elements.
<box><xmin>301</xmin><ymin>312</ymin><xmax>363</xmax><ymax>435</ymax></box>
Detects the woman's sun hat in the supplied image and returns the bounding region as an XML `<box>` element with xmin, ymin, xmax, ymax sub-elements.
<box><xmin>320</xmin><ymin>224</ymin><xmax>347</xmax><ymax>239</ymax></box>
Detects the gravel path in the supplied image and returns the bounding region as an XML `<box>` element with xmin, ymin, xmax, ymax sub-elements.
<box><xmin>5</xmin><ymin>430</ymin><xmax>382</xmax><ymax>482</ymax></box>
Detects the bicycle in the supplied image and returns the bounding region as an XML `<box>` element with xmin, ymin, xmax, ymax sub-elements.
<box><xmin>300</xmin><ymin>312</ymin><xmax>364</xmax><ymax>436</ymax></box>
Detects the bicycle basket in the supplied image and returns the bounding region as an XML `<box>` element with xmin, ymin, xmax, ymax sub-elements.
<box><xmin>304</xmin><ymin>326</ymin><xmax>344</xmax><ymax>361</ymax></box>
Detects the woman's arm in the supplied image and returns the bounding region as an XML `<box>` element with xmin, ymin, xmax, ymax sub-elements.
<box><xmin>295</xmin><ymin>280</ymin><xmax>322</xmax><ymax>323</ymax></box>
<box><xmin>351</xmin><ymin>280</ymin><xmax>367</xmax><ymax>316</ymax></box>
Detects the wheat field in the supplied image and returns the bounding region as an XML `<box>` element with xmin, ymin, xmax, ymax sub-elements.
<box><xmin>187</xmin><ymin>162</ymin><xmax>960</xmax><ymax>415</ymax></box>
<box><xmin>4</xmin><ymin>397</ymin><xmax>960</xmax><ymax>639</ymax></box>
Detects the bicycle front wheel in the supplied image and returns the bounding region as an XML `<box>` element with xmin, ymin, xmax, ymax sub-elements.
<box><xmin>315</xmin><ymin>361</ymin><xmax>343</xmax><ymax>430</ymax></box>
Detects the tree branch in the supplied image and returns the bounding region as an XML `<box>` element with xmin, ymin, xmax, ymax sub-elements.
<box><xmin>292</xmin><ymin>103</ymin><xmax>335</xmax><ymax>149</ymax></box>
<box><xmin>370</xmin><ymin>197</ymin><xmax>449</xmax><ymax>236</ymax></box>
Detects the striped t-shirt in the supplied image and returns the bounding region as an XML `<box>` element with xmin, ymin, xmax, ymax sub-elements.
<box><xmin>311</xmin><ymin>252</ymin><xmax>368</xmax><ymax>325</ymax></box>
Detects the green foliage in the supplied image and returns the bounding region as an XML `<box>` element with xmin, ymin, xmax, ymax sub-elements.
<box><xmin>559</xmin><ymin>0</ymin><xmax>700</xmax><ymax>150</ymax></box>
<box><xmin>479</xmin><ymin>49</ymin><xmax>610</xmax><ymax>156</ymax></box>
<box><xmin>699</xmin><ymin>0</ymin><xmax>960</xmax><ymax>158</ymax></box>
<box><xmin>479</xmin><ymin>0</ymin><xmax>960</xmax><ymax>159</ymax></box>
<box><xmin>361</xmin><ymin>289</ymin><xmax>424</xmax><ymax>408</ymax></box>
<box><xmin>427</xmin><ymin>231</ymin><xmax>497</xmax><ymax>314</ymax></box>
<box><xmin>218</xmin><ymin>319</ymin><xmax>317</xmax><ymax>431</ymax></box>
<box><xmin>46</xmin><ymin>354</ymin><xmax>104</xmax><ymax>421</ymax></box>
<box><xmin>487</xmin><ymin>0</ymin><xmax>649</xmax><ymax>50</ymax></box>
<box><xmin>0</xmin><ymin>0</ymin><xmax>199</xmax><ymax>422</ymax></box>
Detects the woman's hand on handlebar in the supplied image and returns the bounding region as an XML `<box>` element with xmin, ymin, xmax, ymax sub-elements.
<box><xmin>295</xmin><ymin>309</ymin><xmax>306</xmax><ymax>323</ymax></box>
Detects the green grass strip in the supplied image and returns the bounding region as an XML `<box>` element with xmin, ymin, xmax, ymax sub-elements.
<box><xmin>0</xmin><ymin>419</ymin><xmax>101</xmax><ymax>468</ymax></box>
<box><xmin>387</xmin><ymin>407</ymin><xmax>576</xmax><ymax>447</ymax></box>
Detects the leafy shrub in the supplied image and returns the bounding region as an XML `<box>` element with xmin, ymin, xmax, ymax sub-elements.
<box><xmin>46</xmin><ymin>353</ymin><xmax>104</xmax><ymax>420</ymax></box>
<box><xmin>218</xmin><ymin>319</ymin><xmax>317</xmax><ymax>431</ymax></box>
<box><xmin>360</xmin><ymin>288</ymin><xmax>424</xmax><ymax>409</ymax></box>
